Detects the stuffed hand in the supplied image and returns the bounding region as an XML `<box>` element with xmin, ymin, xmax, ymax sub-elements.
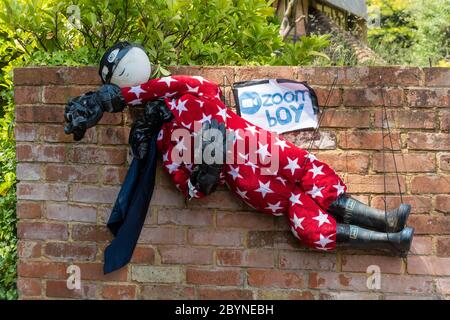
<box><xmin>189</xmin><ymin>119</ymin><xmax>226</xmax><ymax>197</ymax></box>
<box><xmin>64</xmin><ymin>84</ymin><xmax>126</xmax><ymax>141</ymax></box>
<box><xmin>129</xmin><ymin>99</ymin><xmax>174</xmax><ymax>159</ymax></box>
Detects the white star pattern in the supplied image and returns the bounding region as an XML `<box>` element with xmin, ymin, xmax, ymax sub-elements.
<box><xmin>312</xmin><ymin>210</ymin><xmax>331</xmax><ymax>227</ymax></box>
<box><xmin>289</xmin><ymin>193</ymin><xmax>303</xmax><ymax>205</ymax></box>
<box><xmin>173</xmin><ymin>99</ymin><xmax>188</xmax><ymax>115</ymax></box>
<box><xmin>276</xmin><ymin>176</ymin><xmax>287</xmax><ymax>186</ymax></box>
<box><xmin>196</xmin><ymin>99</ymin><xmax>205</xmax><ymax>108</ymax></box>
<box><xmin>181</xmin><ymin>121</ymin><xmax>191</xmax><ymax>129</ymax></box>
<box><xmin>128</xmin><ymin>85</ymin><xmax>146</xmax><ymax>98</ymax></box>
<box><xmin>162</xmin><ymin>152</ymin><xmax>169</xmax><ymax>162</ymax></box>
<box><xmin>284</xmin><ymin>157</ymin><xmax>300</xmax><ymax>175</ymax></box>
<box><xmin>166</xmin><ymin>162</ymin><xmax>180</xmax><ymax>174</ymax></box>
<box><xmin>245</xmin><ymin>124</ymin><xmax>259</xmax><ymax>136</ymax></box>
<box><xmin>308</xmin><ymin>163</ymin><xmax>325</xmax><ymax>179</ymax></box>
<box><xmin>192</xmin><ymin>76</ymin><xmax>209</xmax><ymax>84</ymax></box>
<box><xmin>228</xmin><ymin>166</ymin><xmax>243</xmax><ymax>181</ymax></box>
<box><xmin>266</xmin><ymin>201</ymin><xmax>283</xmax><ymax>213</ymax></box>
<box><xmin>175</xmin><ymin>137</ymin><xmax>187</xmax><ymax>152</ymax></box>
<box><xmin>314</xmin><ymin>233</ymin><xmax>334</xmax><ymax>250</ymax></box>
<box><xmin>163</xmin><ymin>91</ymin><xmax>177</xmax><ymax>98</ymax></box>
<box><xmin>245</xmin><ymin>160</ymin><xmax>258</xmax><ymax>173</ymax></box>
<box><xmin>200</xmin><ymin>113</ymin><xmax>212</xmax><ymax>124</ymax></box>
<box><xmin>292</xmin><ymin>214</ymin><xmax>305</xmax><ymax>230</ymax></box>
<box><xmin>158</xmin><ymin>76</ymin><xmax>178</xmax><ymax>87</ymax></box>
<box><xmin>305</xmin><ymin>153</ymin><xmax>318</xmax><ymax>162</ymax></box>
<box><xmin>216</xmin><ymin>107</ymin><xmax>229</xmax><ymax>122</ymax></box>
<box><xmin>187</xmin><ymin>180</ymin><xmax>198</xmax><ymax>198</ymax></box>
<box><xmin>238</xmin><ymin>152</ymin><xmax>248</xmax><ymax>161</ymax></box>
<box><xmin>229</xmin><ymin>129</ymin><xmax>243</xmax><ymax>144</ymax></box>
<box><xmin>274</xmin><ymin>137</ymin><xmax>290</xmax><ymax>151</ymax></box>
<box><xmin>257</xmin><ymin>142</ymin><xmax>271</xmax><ymax>161</ymax></box>
<box><xmin>291</xmin><ymin>226</ymin><xmax>301</xmax><ymax>239</ymax></box>
<box><xmin>255</xmin><ymin>180</ymin><xmax>273</xmax><ymax>198</ymax></box>
<box><xmin>157</xmin><ymin>129</ymin><xmax>164</xmax><ymax>141</ymax></box>
<box><xmin>306</xmin><ymin>184</ymin><xmax>325</xmax><ymax>199</ymax></box>
<box><xmin>235</xmin><ymin>187</ymin><xmax>249</xmax><ymax>200</ymax></box>
<box><xmin>186</xmin><ymin>84</ymin><xmax>199</xmax><ymax>93</ymax></box>
<box><xmin>333</xmin><ymin>181</ymin><xmax>346</xmax><ymax>196</ymax></box>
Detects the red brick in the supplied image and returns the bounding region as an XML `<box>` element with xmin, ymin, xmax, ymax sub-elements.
<box><xmin>138</xmin><ymin>227</ymin><xmax>184</xmax><ymax>245</ymax></box>
<box><xmin>15</xmin><ymin>124</ymin><xmax>39</xmax><ymax>141</ymax></box>
<box><xmin>284</xmin><ymin>130</ymin><xmax>336</xmax><ymax>150</ymax></box>
<box><xmin>424</xmin><ymin>67</ymin><xmax>450</xmax><ymax>86</ymax></box>
<box><xmin>197</xmin><ymin>288</ymin><xmax>253</xmax><ymax>300</ymax></box>
<box><xmin>45</xmin><ymin>164</ymin><xmax>99</xmax><ymax>183</ymax></box>
<box><xmin>343</xmin><ymin>88</ymin><xmax>403</xmax><ymax>107</ymax></box>
<box><xmin>234</xmin><ymin>66</ymin><xmax>295</xmax><ymax>82</ymax></box>
<box><xmin>320</xmin><ymin>109</ymin><xmax>370</xmax><ymax>128</ymax></box>
<box><xmin>437</xmin><ymin>237</ymin><xmax>450</xmax><ymax>256</ymax></box>
<box><xmin>46</xmin><ymin>280</ymin><xmax>97</xmax><ymax>299</ymax></box>
<box><xmin>186</xmin><ymin>268</ymin><xmax>242</xmax><ymax>286</ymax></box>
<box><xmin>98</xmin><ymin>127</ymin><xmax>130</xmax><ymax>145</ymax></box>
<box><xmin>17</xmin><ymin>182</ymin><xmax>68</xmax><ymax>201</ymax></box>
<box><xmin>345</xmin><ymin>175</ymin><xmax>406</xmax><ymax>194</ymax></box>
<box><xmin>316</xmin><ymin>152</ymin><xmax>369</xmax><ymax>174</ymax></box>
<box><xmin>188</xmin><ymin>190</ymin><xmax>245</xmax><ymax>210</ymax></box>
<box><xmin>43</xmin><ymin>85</ymin><xmax>96</xmax><ymax>104</ymax></box>
<box><xmin>374</xmin><ymin>109</ymin><xmax>435</xmax><ymax>129</ymax></box>
<box><xmin>247</xmin><ymin>230</ymin><xmax>301</xmax><ymax>249</ymax></box>
<box><xmin>257</xmin><ymin>289</ymin><xmax>315</xmax><ymax>300</ymax></box>
<box><xmin>17</xmin><ymin>278</ymin><xmax>41</xmax><ymax>297</ymax></box>
<box><xmin>71</xmin><ymin>146</ymin><xmax>127</xmax><ymax>165</ymax></box>
<box><xmin>341</xmin><ymin>255</ymin><xmax>403</xmax><ymax>274</ymax></box>
<box><xmin>130</xmin><ymin>246</ymin><xmax>155</xmax><ymax>264</ymax></box>
<box><xmin>17</xmin><ymin>201</ymin><xmax>42</xmax><ymax>219</ymax></box>
<box><xmin>44</xmin><ymin>242</ymin><xmax>97</xmax><ymax>261</ymax></box>
<box><xmin>16</xmin><ymin>163</ymin><xmax>42</xmax><ymax>181</ymax></box>
<box><xmin>18</xmin><ymin>262</ymin><xmax>67</xmax><ymax>279</ymax></box>
<box><xmin>406</xmin><ymin>88</ymin><xmax>449</xmax><ymax>107</ymax></box>
<box><xmin>436</xmin><ymin>279</ymin><xmax>450</xmax><ymax>295</ymax></box>
<box><xmin>410</xmin><ymin>175</ymin><xmax>450</xmax><ymax>193</ymax></box>
<box><xmin>436</xmin><ymin>195</ymin><xmax>450</xmax><ymax>213</ymax></box>
<box><xmin>247</xmin><ymin>269</ymin><xmax>306</xmax><ymax>288</ymax></box>
<box><xmin>216</xmin><ymin>249</ymin><xmax>275</xmax><ymax>267</ymax></box>
<box><xmin>371</xmin><ymin>195</ymin><xmax>431</xmax><ymax>214</ymax></box>
<box><xmin>14</xmin><ymin>67</ymin><xmax>101</xmax><ymax>85</ymax></box>
<box><xmin>71</xmin><ymin>184</ymin><xmax>120</xmax><ymax>204</ymax></box>
<box><xmin>157</xmin><ymin>208</ymin><xmax>213</xmax><ymax>226</ymax></box>
<box><xmin>41</xmin><ymin>125</ymin><xmax>97</xmax><ymax>143</ymax></box>
<box><xmin>279</xmin><ymin>251</ymin><xmax>337</xmax><ymax>271</ymax></box>
<box><xmin>312</xmin><ymin>87</ymin><xmax>342</xmax><ymax>106</ymax></box>
<box><xmin>372</xmin><ymin>153</ymin><xmax>435</xmax><ymax>173</ymax></box>
<box><xmin>410</xmin><ymin>236</ymin><xmax>433</xmax><ymax>255</ymax></box>
<box><xmin>14</xmin><ymin>86</ymin><xmax>41</xmax><ymax>104</ymax></box>
<box><xmin>150</xmin><ymin>186</ymin><xmax>185</xmax><ymax>207</ymax></box>
<box><xmin>408</xmin><ymin>215</ymin><xmax>450</xmax><ymax>234</ymax></box>
<box><xmin>102</xmin><ymin>284</ymin><xmax>136</xmax><ymax>300</ymax></box>
<box><xmin>216</xmin><ymin>211</ymin><xmax>274</xmax><ymax>230</ymax></box>
<box><xmin>77</xmin><ymin>263</ymin><xmax>128</xmax><ymax>281</ymax></box>
<box><xmin>408</xmin><ymin>133</ymin><xmax>450</xmax><ymax>151</ymax></box>
<box><xmin>46</xmin><ymin>203</ymin><xmax>96</xmax><ymax>223</ymax></box>
<box><xmin>17</xmin><ymin>240</ymin><xmax>42</xmax><ymax>258</ymax></box>
<box><xmin>407</xmin><ymin>256</ymin><xmax>450</xmax><ymax>276</ymax></box>
<box><xmin>101</xmin><ymin>166</ymin><xmax>128</xmax><ymax>185</ymax></box>
<box><xmin>139</xmin><ymin>285</ymin><xmax>195</xmax><ymax>299</ymax></box>
<box><xmin>159</xmin><ymin>246</ymin><xmax>212</xmax><ymax>265</ymax></box>
<box><xmin>440</xmin><ymin>110</ymin><xmax>449</xmax><ymax>131</ymax></box>
<box><xmin>339</xmin><ymin>131</ymin><xmax>401</xmax><ymax>150</ymax></box>
<box><xmin>170</xmin><ymin>66</ymin><xmax>235</xmax><ymax>85</ymax></box>
<box><xmin>98</xmin><ymin>112</ymin><xmax>123</xmax><ymax>125</ymax></box>
<box><xmin>18</xmin><ymin>221</ymin><xmax>68</xmax><ymax>240</ymax></box>
<box><xmin>16</xmin><ymin>144</ymin><xmax>66</xmax><ymax>162</ymax></box>
<box><xmin>15</xmin><ymin>105</ymin><xmax>64</xmax><ymax>123</ymax></box>
<box><xmin>440</xmin><ymin>154</ymin><xmax>450</xmax><ymax>171</ymax></box>
<box><xmin>71</xmin><ymin>224</ymin><xmax>112</xmax><ymax>242</ymax></box>
<box><xmin>320</xmin><ymin>291</ymin><xmax>380</xmax><ymax>300</ymax></box>
<box><xmin>188</xmin><ymin>228</ymin><xmax>244</xmax><ymax>247</ymax></box>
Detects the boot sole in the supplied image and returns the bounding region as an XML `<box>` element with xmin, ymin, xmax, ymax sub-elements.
<box><xmin>397</xmin><ymin>226</ymin><xmax>414</xmax><ymax>258</ymax></box>
<box><xmin>390</xmin><ymin>204</ymin><xmax>411</xmax><ymax>233</ymax></box>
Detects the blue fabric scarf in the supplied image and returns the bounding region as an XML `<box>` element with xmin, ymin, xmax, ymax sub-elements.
<box><xmin>103</xmin><ymin>136</ymin><xmax>157</xmax><ymax>274</ymax></box>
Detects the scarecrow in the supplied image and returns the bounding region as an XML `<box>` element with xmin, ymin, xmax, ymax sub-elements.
<box><xmin>64</xmin><ymin>42</ymin><xmax>414</xmax><ymax>273</ymax></box>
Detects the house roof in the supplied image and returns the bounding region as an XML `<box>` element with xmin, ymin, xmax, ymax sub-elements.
<box><xmin>323</xmin><ymin>0</ymin><xmax>367</xmax><ymax>18</ymax></box>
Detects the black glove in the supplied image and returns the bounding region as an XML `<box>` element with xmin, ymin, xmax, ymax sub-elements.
<box><xmin>129</xmin><ymin>99</ymin><xmax>174</xmax><ymax>159</ymax></box>
<box><xmin>64</xmin><ymin>84</ymin><xmax>125</xmax><ymax>141</ymax></box>
<box><xmin>189</xmin><ymin>119</ymin><xmax>226</xmax><ymax>198</ymax></box>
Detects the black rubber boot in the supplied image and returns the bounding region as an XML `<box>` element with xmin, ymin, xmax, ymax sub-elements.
<box><xmin>329</xmin><ymin>193</ymin><xmax>411</xmax><ymax>233</ymax></box>
<box><xmin>336</xmin><ymin>223</ymin><xmax>414</xmax><ymax>257</ymax></box>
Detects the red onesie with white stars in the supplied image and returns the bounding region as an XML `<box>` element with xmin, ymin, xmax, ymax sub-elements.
<box><xmin>121</xmin><ymin>75</ymin><xmax>347</xmax><ymax>251</ymax></box>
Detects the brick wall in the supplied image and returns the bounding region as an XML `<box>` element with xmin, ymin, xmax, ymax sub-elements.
<box><xmin>14</xmin><ymin>66</ymin><xmax>449</xmax><ymax>300</ymax></box>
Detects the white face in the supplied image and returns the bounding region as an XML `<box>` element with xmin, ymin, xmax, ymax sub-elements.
<box><xmin>108</xmin><ymin>47</ymin><xmax>151</xmax><ymax>88</ymax></box>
